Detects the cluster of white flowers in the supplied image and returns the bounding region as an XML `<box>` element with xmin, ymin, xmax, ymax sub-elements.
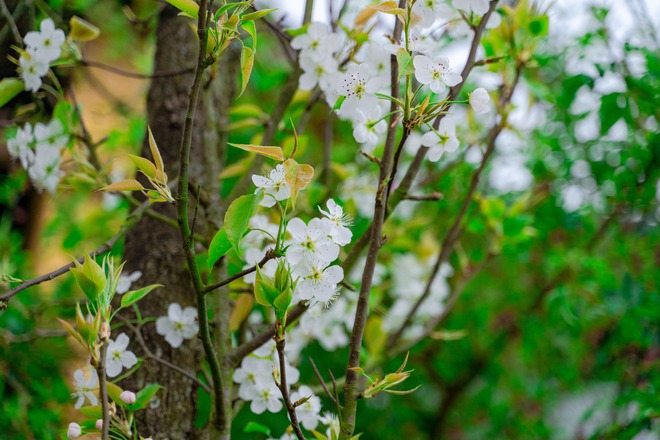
<box><xmin>381</xmin><ymin>254</ymin><xmax>453</xmax><ymax>341</ymax></box>
<box><xmin>19</xmin><ymin>18</ymin><xmax>66</xmax><ymax>92</ymax></box>
<box><xmin>250</xmin><ymin>166</ymin><xmax>352</xmax><ymax>306</ymax></box>
<box><xmin>233</xmin><ymin>341</ymin><xmax>323</xmax><ymax>428</ymax></box>
<box><xmin>156</xmin><ymin>303</ymin><xmax>199</xmax><ymax>348</ymax></box>
<box><xmin>7</xmin><ymin>119</ymin><xmax>69</xmax><ymax>192</ymax></box>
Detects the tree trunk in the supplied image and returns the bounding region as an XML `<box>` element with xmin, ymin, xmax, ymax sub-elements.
<box><xmin>121</xmin><ymin>6</ymin><xmax>238</xmax><ymax>439</ymax></box>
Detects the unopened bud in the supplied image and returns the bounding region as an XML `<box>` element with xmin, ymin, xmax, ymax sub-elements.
<box><xmin>100</xmin><ymin>321</ymin><xmax>111</xmax><ymax>341</ymax></box>
<box><xmin>120</xmin><ymin>390</ymin><xmax>137</xmax><ymax>404</ymax></box>
<box><xmin>67</xmin><ymin>422</ymin><xmax>82</xmax><ymax>439</ymax></box>
<box><xmin>95</xmin><ymin>419</ymin><xmax>103</xmax><ymax>430</ymax></box>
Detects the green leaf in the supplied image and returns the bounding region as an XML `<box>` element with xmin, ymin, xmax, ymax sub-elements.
<box><xmin>214</xmin><ymin>2</ymin><xmax>251</xmax><ymax>21</ymax></box>
<box><xmin>132</xmin><ymin>384</ymin><xmax>163</xmax><ymax>410</ymax></box>
<box><xmin>120</xmin><ymin>284</ymin><xmax>162</xmax><ymax>309</ymax></box>
<box><xmin>396</xmin><ymin>48</ymin><xmax>415</xmax><ymax>80</ymax></box>
<box><xmin>0</xmin><ymin>78</ymin><xmax>24</xmax><ymax>108</ymax></box>
<box><xmin>241</xmin><ymin>20</ymin><xmax>257</xmax><ymax>50</ymax></box>
<box><xmin>332</xmin><ymin>95</ymin><xmax>346</xmax><ymax>111</ymax></box>
<box><xmin>106</xmin><ymin>382</ymin><xmax>124</xmax><ymax>406</ymax></box>
<box><xmin>242</xmin><ymin>9</ymin><xmax>276</xmax><ymax>22</ymax></box>
<box><xmin>164</xmin><ymin>0</ymin><xmax>199</xmax><ymax>18</ymax></box>
<box><xmin>127</xmin><ymin>154</ymin><xmax>158</xmax><ymax>181</ymax></box>
<box><xmin>78</xmin><ymin>405</ymin><xmax>102</xmax><ymax>419</ymax></box>
<box><xmin>208</xmin><ymin>228</ymin><xmax>231</xmax><ymax>268</ymax></box>
<box><xmin>224</xmin><ymin>192</ymin><xmax>263</xmax><ymax>253</ymax></box>
<box><xmin>244</xmin><ymin>421</ymin><xmax>272</xmax><ymax>435</ymax></box>
<box><xmin>70</xmin><ymin>256</ymin><xmax>106</xmax><ymax>303</ymax></box>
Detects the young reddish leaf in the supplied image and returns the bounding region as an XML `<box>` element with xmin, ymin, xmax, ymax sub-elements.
<box><xmin>283</xmin><ymin>159</ymin><xmax>314</xmax><ymax>209</ymax></box>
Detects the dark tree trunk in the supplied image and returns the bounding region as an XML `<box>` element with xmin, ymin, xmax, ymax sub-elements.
<box><xmin>121</xmin><ymin>6</ymin><xmax>238</xmax><ymax>439</ymax></box>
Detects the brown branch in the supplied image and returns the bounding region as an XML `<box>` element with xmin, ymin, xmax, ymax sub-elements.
<box><xmin>340</xmin><ymin>2</ymin><xmax>407</xmax><ymax>436</ymax></box>
<box><xmin>0</xmin><ymin>0</ymin><xmax>22</xmax><ymax>44</ymax></box>
<box><xmin>79</xmin><ymin>58</ymin><xmax>194</xmax><ymax>79</ymax></box>
<box><xmin>204</xmin><ymin>249</ymin><xmax>276</xmax><ymax>294</ymax></box>
<box><xmin>97</xmin><ymin>341</ymin><xmax>110</xmax><ymax>440</ymax></box>
<box><xmin>309</xmin><ymin>357</ymin><xmax>339</xmax><ymax>409</ymax></box>
<box><xmin>0</xmin><ymin>200</ymin><xmax>151</xmax><ymax>306</ymax></box>
<box><xmin>388</xmin><ymin>64</ymin><xmax>523</xmax><ymax>348</ymax></box>
<box><xmin>275</xmin><ymin>336</ymin><xmax>305</xmax><ymax>440</ymax></box>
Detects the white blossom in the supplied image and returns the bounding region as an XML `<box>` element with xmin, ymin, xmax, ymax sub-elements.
<box><xmin>352</xmin><ymin>106</ymin><xmax>387</xmax><ymax>151</ymax></box>
<box><xmin>413</xmin><ymin>55</ymin><xmax>462</xmax><ymax>94</ymax></box>
<box><xmin>413</xmin><ymin>0</ymin><xmax>453</xmax><ymax>28</ymax></box>
<box><xmin>291</xmin><ymin>22</ymin><xmax>342</xmax><ymax>60</ymax></box>
<box><xmin>106</xmin><ymin>333</ymin><xmax>138</xmax><ymax>378</ymax></box>
<box><xmin>156</xmin><ymin>303</ymin><xmax>199</xmax><ymax>348</ymax></box>
<box><xmin>290</xmin><ymin>385</ymin><xmax>322</xmax><ymax>430</ymax></box>
<box><xmin>19</xmin><ymin>54</ymin><xmax>49</xmax><ymax>92</ymax></box>
<box><xmin>469</xmin><ymin>87</ymin><xmax>491</xmax><ymax>114</ymax></box>
<box><xmin>336</xmin><ymin>64</ymin><xmax>387</xmax><ymax>119</ymax></box>
<box><xmin>285</xmin><ymin>218</ymin><xmax>339</xmax><ymax>266</ymax></box>
<box><xmin>293</xmin><ymin>261</ymin><xmax>344</xmax><ymax>305</ymax></box>
<box><xmin>252</xmin><ymin>164</ymin><xmax>291</xmax><ymax>207</ymax></box>
<box><xmin>420</xmin><ymin>117</ymin><xmax>460</xmax><ymax>162</ymax></box>
<box><xmin>23</xmin><ymin>18</ymin><xmax>66</xmax><ymax>63</ymax></box>
<box><xmin>7</xmin><ymin>123</ymin><xmax>35</xmax><ymax>169</ymax></box>
<box><xmin>72</xmin><ymin>367</ymin><xmax>98</xmax><ymax>409</ymax></box>
<box><xmin>453</xmin><ymin>0</ymin><xmax>489</xmax><ymax>16</ymax></box>
<box><xmin>299</xmin><ymin>52</ymin><xmax>339</xmax><ymax>92</ymax></box>
<box><xmin>116</xmin><ymin>271</ymin><xmax>142</xmax><ymax>294</ymax></box>
<box><xmin>318</xmin><ymin>199</ymin><xmax>353</xmax><ymax>246</ymax></box>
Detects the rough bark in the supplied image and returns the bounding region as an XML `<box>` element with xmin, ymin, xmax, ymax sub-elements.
<box><xmin>121</xmin><ymin>7</ymin><xmax>238</xmax><ymax>439</ymax></box>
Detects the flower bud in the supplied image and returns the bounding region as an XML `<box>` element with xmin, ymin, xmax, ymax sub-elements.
<box><xmin>95</xmin><ymin>419</ymin><xmax>103</xmax><ymax>430</ymax></box>
<box><xmin>67</xmin><ymin>422</ymin><xmax>82</xmax><ymax>439</ymax></box>
<box><xmin>120</xmin><ymin>390</ymin><xmax>137</xmax><ymax>404</ymax></box>
<box><xmin>100</xmin><ymin>321</ymin><xmax>111</xmax><ymax>341</ymax></box>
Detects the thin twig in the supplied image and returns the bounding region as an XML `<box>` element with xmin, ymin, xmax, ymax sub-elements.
<box><xmin>175</xmin><ymin>0</ymin><xmax>227</xmax><ymax>431</ymax></box>
<box><xmin>117</xmin><ymin>316</ymin><xmax>212</xmax><ymax>393</ymax></box>
<box><xmin>309</xmin><ymin>357</ymin><xmax>338</xmax><ymax>408</ymax></box>
<box><xmin>0</xmin><ymin>0</ymin><xmax>22</xmax><ymax>43</ymax></box>
<box><xmin>204</xmin><ymin>249</ymin><xmax>276</xmax><ymax>294</ymax></box>
<box><xmin>275</xmin><ymin>337</ymin><xmax>305</xmax><ymax>440</ymax></box>
<box><xmin>0</xmin><ymin>200</ymin><xmax>151</xmax><ymax>306</ymax></box>
<box><xmin>97</xmin><ymin>341</ymin><xmax>110</xmax><ymax>440</ymax></box>
<box><xmin>79</xmin><ymin>58</ymin><xmax>194</xmax><ymax>79</ymax></box>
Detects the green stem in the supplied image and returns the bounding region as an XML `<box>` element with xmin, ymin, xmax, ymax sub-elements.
<box><xmin>175</xmin><ymin>0</ymin><xmax>226</xmax><ymax>432</ymax></box>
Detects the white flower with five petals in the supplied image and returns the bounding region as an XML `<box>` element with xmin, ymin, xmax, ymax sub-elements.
<box><xmin>421</xmin><ymin>117</ymin><xmax>459</xmax><ymax>162</ymax></box>
<box><xmin>105</xmin><ymin>333</ymin><xmax>138</xmax><ymax>378</ymax></box>
<box><xmin>156</xmin><ymin>303</ymin><xmax>199</xmax><ymax>348</ymax></box>
<box><xmin>252</xmin><ymin>164</ymin><xmax>291</xmax><ymax>207</ymax></box>
<box><xmin>293</xmin><ymin>261</ymin><xmax>344</xmax><ymax>305</ymax></box>
<box><xmin>290</xmin><ymin>385</ymin><xmax>322</xmax><ymax>430</ymax></box>
<box><xmin>318</xmin><ymin>199</ymin><xmax>352</xmax><ymax>246</ymax></box>
<box><xmin>285</xmin><ymin>218</ymin><xmax>339</xmax><ymax>266</ymax></box>
<box><xmin>413</xmin><ymin>55</ymin><xmax>462</xmax><ymax>94</ymax></box>
<box><xmin>24</xmin><ymin>18</ymin><xmax>66</xmax><ymax>63</ymax></box>
<box><xmin>71</xmin><ymin>367</ymin><xmax>98</xmax><ymax>409</ymax></box>
<box><xmin>19</xmin><ymin>54</ymin><xmax>49</xmax><ymax>92</ymax></box>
